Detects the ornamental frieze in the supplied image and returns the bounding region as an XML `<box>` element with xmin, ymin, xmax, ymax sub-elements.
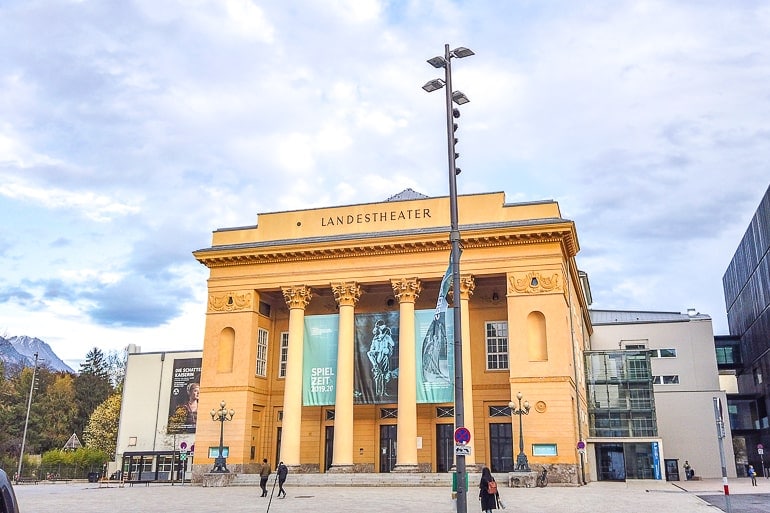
<box><xmin>209</xmin><ymin>291</ymin><xmax>253</xmax><ymax>312</ymax></box>
<box><xmin>508</xmin><ymin>271</ymin><xmax>562</xmax><ymax>295</ymax></box>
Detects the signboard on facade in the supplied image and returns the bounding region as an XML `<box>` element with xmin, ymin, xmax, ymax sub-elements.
<box><xmin>167</xmin><ymin>358</ymin><xmax>202</xmax><ymax>434</ymax></box>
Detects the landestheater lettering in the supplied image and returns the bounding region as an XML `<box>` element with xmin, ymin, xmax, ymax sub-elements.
<box><xmin>321</xmin><ymin>208</ymin><xmax>431</xmax><ymax>227</ymax></box>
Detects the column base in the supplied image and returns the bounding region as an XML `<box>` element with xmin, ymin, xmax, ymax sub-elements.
<box><xmin>391</xmin><ymin>464</ymin><xmax>420</xmax><ymax>473</ymax></box>
<box><xmin>326</xmin><ymin>464</ymin><xmax>356</xmax><ymax>474</ymax></box>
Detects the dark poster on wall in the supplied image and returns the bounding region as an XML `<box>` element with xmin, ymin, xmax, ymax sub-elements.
<box><xmin>167</xmin><ymin>358</ymin><xmax>202</xmax><ymax>434</ymax></box>
<box><xmin>354</xmin><ymin>312</ymin><xmax>400</xmax><ymax>404</ymax></box>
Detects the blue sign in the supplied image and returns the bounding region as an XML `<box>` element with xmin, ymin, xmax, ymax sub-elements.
<box><xmin>454</xmin><ymin>427</ymin><xmax>471</xmax><ymax>445</ymax></box>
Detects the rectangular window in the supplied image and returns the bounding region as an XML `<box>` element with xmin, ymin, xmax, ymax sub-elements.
<box><xmin>653</xmin><ymin>375</ymin><xmax>679</xmax><ymax>385</ymax></box>
<box><xmin>532</xmin><ymin>444</ymin><xmax>557</xmax><ymax>456</ymax></box>
<box><xmin>256</xmin><ymin>328</ymin><xmax>268</xmax><ymax>377</ymax></box>
<box><xmin>278</xmin><ymin>332</ymin><xmax>289</xmax><ymax>378</ymax></box>
<box><xmin>486</xmin><ymin>321</ymin><xmax>509</xmax><ymax>370</ymax></box>
<box><xmin>489</xmin><ymin>406</ymin><xmax>513</xmax><ymax>417</ymax></box>
<box><xmin>436</xmin><ymin>407</ymin><xmax>454</xmax><ymax>418</ymax></box>
<box><xmin>380</xmin><ymin>408</ymin><xmax>398</xmax><ymax>419</ymax></box>
<box><xmin>651</xmin><ymin>348</ymin><xmax>677</xmax><ymax>358</ymax></box>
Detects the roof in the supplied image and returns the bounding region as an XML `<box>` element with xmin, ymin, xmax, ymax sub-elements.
<box><xmin>386</xmin><ymin>188</ymin><xmax>429</xmax><ymax>201</ymax></box>
<box><xmin>589</xmin><ymin>309</ymin><xmax>711</xmax><ymax>325</ymax></box>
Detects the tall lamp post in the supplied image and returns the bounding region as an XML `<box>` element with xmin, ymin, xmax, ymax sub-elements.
<box><xmin>210</xmin><ymin>400</ymin><xmax>235</xmax><ymax>473</ymax></box>
<box><xmin>16</xmin><ymin>352</ymin><xmax>40</xmax><ymax>483</ymax></box>
<box><xmin>509</xmin><ymin>392</ymin><xmax>531</xmax><ymax>472</ymax></box>
<box><xmin>423</xmin><ymin>44</ymin><xmax>473</xmax><ymax>513</ymax></box>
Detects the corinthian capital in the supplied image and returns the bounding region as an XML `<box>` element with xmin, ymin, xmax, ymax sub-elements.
<box><xmin>282</xmin><ymin>285</ymin><xmax>313</xmax><ymax>309</ymax></box>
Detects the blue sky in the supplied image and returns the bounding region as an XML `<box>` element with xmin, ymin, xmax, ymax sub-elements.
<box><xmin>1</xmin><ymin>0</ymin><xmax>769</xmax><ymax>366</ymax></box>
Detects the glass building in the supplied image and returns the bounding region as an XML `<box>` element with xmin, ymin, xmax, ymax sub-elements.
<box><xmin>723</xmin><ymin>184</ymin><xmax>770</xmax><ymax>475</ymax></box>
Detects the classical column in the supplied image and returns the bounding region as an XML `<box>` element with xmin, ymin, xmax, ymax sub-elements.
<box><xmin>329</xmin><ymin>281</ymin><xmax>361</xmax><ymax>472</ymax></box>
<box><xmin>459</xmin><ymin>275</ymin><xmax>477</xmax><ymax>468</ymax></box>
<box><xmin>392</xmin><ymin>277</ymin><xmax>422</xmax><ymax>472</ymax></box>
<box><xmin>280</xmin><ymin>285</ymin><xmax>312</xmax><ymax>469</ymax></box>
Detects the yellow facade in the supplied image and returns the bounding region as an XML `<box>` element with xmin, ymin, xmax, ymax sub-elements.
<box><xmin>192</xmin><ymin>191</ymin><xmax>592</xmax><ymax>482</ymax></box>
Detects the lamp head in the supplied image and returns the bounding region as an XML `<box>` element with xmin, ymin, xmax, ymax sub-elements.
<box><xmin>516</xmin><ymin>391</ymin><xmax>523</xmax><ymax>400</ymax></box>
<box><xmin>220</xmin><ymin>400</ymin><xmax>226</xmax><ymax>408</ymax></box>
<box><xmin>451</xmin><ymin>47</ymin><xmax>475</xmax><ymax>59</ymax></box>
<box><xmin>427</xmin><ymin>56</ymin><xmax>446</xmax><ymax>68</ymax></box>
<box><xmin>422</xmin><ymin>78</ymin><xmax>445</xmax><ymax>93</ymax></box>
<box><xmin>452</xmin><ymin>91</ymin><xmax>470</xmax><ymax>105</ymax></box>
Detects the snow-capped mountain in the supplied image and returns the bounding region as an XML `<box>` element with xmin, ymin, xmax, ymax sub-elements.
<box><xmin>1</xmin><ymin>335</ymin><xmax>75</xmax><ymax>373</ymax></box>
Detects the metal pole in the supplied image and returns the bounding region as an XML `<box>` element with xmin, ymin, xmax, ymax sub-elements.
<box><xmin>16</xmin><ymin>352</ymin><xmax>39</xmax><ymax>483</ymax></box>
<box><xmin>444</xmin><ymin>42</ymin><xmax>467</xmax><ymax>513</ymax></box>
<box><xmin>713</xmin><ymin>397</ymin><xmax>732</xmax><ymax>513</ymax></box>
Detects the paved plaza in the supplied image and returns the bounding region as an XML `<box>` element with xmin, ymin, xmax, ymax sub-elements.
<box><xmin>12</xmin><ymin>477</ymin><xmax>769</xmax><ymax>513</ymax></box>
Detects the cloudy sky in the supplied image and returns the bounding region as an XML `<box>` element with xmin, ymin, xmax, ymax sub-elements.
<box><xmin>1</xmin><ymin>0</ymin><xmax>769</xmax><ymax>367</ymax></box>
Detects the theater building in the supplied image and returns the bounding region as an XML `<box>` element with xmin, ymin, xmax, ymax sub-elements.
<box><xmin>190</xmin><ymin>190</ymin><xmax>593</xmax><ymax>483</ymax></box>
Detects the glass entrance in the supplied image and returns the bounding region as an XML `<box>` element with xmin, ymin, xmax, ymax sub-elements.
<box><xmin>597</xmin><ymin>444</ymin><xmax>626</xmax><ymax>481</ymax></box>
<box><xmin>436</xmin><ymin>424</ymin><xmax>454</xmax><ymax>472</ymax></box>
<box><xmin>379</xmin><ymin>424</ymin><xmax>397</xmax><ymax>472</ymax></box>
<box><xmin>489</xmin><ymin>422</ymin><xmax>513</xmax><ymax>472</ymax></box>
<box><xmin>664</xmin><ymin>459</ymin><xmax>680</xmax><ymax>481</ymax></box>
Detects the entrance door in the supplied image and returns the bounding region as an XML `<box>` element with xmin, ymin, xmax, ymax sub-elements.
<box><xmin>597</xmin><ymin>444</ymin><xmax>626</xmax><ymax>481</ymax></box>
<box><xmin>436</xmin><ymin>424</ymin><xmax>454</xmax><ymax>473</ymax></box>
<box><xmin>379</xmin><ymin>425</ymin><xmax>397</xmax><ymax>472</ymax></box>
<box><xmin>324</xmin><ymin>426</ymin><xmax>334</xmax><ymax>472</ymax></box>
<box><xmin>664</xmin><ymin>459</ymin><xmax>680</xmax><ymax>481</ymax></box>
<box><xmin>489</xmin><ymin>423</ymin><xmax>513</xmax><ymax>472</ymax></box>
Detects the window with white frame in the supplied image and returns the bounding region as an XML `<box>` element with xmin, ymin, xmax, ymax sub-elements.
<box><xmin>650</xmin><ymin>348</ymin><xmax>677</xmax><ymax>358</ymax></box>
<box><xmin>279</xmin><ymin>332</ymin><xmax>289</xmax><ymax>378</ymax></box>
<box><xmin>652</xmin><ymin>375</ymin><xmax>680</xmax><ymax>385</ymax></box>
<box><xmin>486</xmin><ymin>321</ymin><xmax>509</xmax><ymax>370</ymax></box>
<box><xmin>256</xmin><ymin>328</ymin><xmax>269</xmax><ymax>377</ymax></box>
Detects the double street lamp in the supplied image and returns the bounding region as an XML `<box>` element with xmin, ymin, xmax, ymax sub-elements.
<box><xmin>509</xmin><ymin>392</ymin><xmax>531</xmax><ymax>472</ymax></box>
<box><xmin>423</xmin><ymin>44</ymin><xmax>474</xmax><ymax>513</ymax></box>
<box><xmin>210</xmin><ymin>400</ymin><xmax>235</xmax><ymax>473</ymax></box>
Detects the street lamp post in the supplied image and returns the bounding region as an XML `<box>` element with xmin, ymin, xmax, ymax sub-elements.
<box><xmin>210</xmin><ymin>400</ymin><xmax>235</xmax><ymax>473</ymax></box>
<box><xmin>423</xmin><ymin>44</ymin><xmax>474</xmax><ymax>513</ymax></box>
<box><xmin>16</xmin><ymin>352</ymin><xmax>40</xmax><ymax>483</ymax></box>
<box><xmin>509</xmin><ymin>392</ymin><xmax>531</xmax><ymax>472</ymax></box>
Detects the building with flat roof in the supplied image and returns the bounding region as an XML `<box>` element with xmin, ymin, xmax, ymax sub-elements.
<box><xmin>191</xmin><ymin>190</ymin><xmax>592</xmax><ymax>483</ymax></box>
<box><xmin>588</xmin><ymin>310</ymin><xmax>736</xmax><ymax>480</ymax></box>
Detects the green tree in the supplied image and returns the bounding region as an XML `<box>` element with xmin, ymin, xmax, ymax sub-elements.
<box><xmin>83</xmin><ymin>394</ymin><xmax>122</xmax><ymax>458</ymax></box>
<box><xmin>73</xmin><ymin>347</ymin><xmax>113</xmax><ymax>436</ymax></box>
<box><xmin>106</xmin><ymin>348</ymin><xmax>128</xmax><ymax>392</ymax></box>
<box><xmin>37</xmin><ymin>372</ymin><xmax>78</xmax><ymax>452</ymax></box>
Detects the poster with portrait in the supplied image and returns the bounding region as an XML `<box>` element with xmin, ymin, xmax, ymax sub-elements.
<box><xmin>353</xmin><ymin>312</ymin><xmax>400</xmax><ymax>404</ymax></box>
<box><xmin>415</xmin><ymin>309</ymin><xmax>455</xmax><ymax>403</ymax></box>
<box><xmin>167</xmin><ymin>358</ymin><xmax>202</xmax><ymax>434</ymax></box>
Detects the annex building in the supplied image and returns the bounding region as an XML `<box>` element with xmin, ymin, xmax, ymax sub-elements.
<box><xmin>190</xmin><ymin>190</ymin><xmax>593</xmax><ymax>484</ymax></box>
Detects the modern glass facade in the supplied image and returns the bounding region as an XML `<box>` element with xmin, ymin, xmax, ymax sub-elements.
<box><xmin>723</xmin><ymin>185</ymin><xmax>770</xmax><ymax>474</ymax></box>
<box><xmin>585</xmin><ymin>350</ymin><xmax>657</xmax><ymax>438</ymax></box>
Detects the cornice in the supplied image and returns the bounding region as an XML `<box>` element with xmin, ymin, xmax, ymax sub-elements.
<box><xmin>194</xmin><ymin>224</ymin><xmax>578</xmax><ymax>269</ymax></box>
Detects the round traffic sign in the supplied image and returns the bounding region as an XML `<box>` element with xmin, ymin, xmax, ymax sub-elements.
<box><xmin>180</xmin><ymin>442</ymin><xmax>188</xmax><ymax>450</ymax></box>
<box><xmin>758</xmin><ymin>444</ymin><xmax>764</xmax><ymax>450</ymax></box>
<box><xmin>454</xmin><ymin>427</ymin><xmax>471</xmax><ymax>445</ymax></box>
<box><xmin>577</xmin><ymin>440</ymin><xmax>586</xmax><ymax>450</ymax></box>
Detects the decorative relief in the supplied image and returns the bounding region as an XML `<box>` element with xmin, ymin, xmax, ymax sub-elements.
<box><xmin>331</xmin><ymin>282</ymin><xmax>361</xmax><ymax>307</ymax></box>
<box><xmin>209</xmin><ymin>291</ymin><xmax>253</xmax><ymax>312</ymax></box>
<box><xmin>459</xmin><ymin>274</ymin><xmax>475</xmax><ymax>300</ymax></box>
<box><xmin>508</xmin><ymin>271</ymin><xmax>562</xmax><ymax>295</ymax></box>
<box><xmin>281</xmin><ymin>285</ymin><xmax>313</xmax><ymax>309</ymax></box>
<box><xmin>534</xmin><ymin>401</ymin><xmax>547</xmax><ymax>413</ymax></box>
<box><xmin>391</xmin><ymin>278</ymin><xmax>422</xmax><ymax>303</ymax></box>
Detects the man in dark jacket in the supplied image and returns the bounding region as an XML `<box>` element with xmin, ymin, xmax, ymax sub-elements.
<box><xmin>277</xmin><ymin>461</ymin><xmax>288</xmax><ymax>498</ymax></box>
<box><xmin>259</xmin><ymin>459</ymin><xmax>271</xmax><ymax>497</ymax></box>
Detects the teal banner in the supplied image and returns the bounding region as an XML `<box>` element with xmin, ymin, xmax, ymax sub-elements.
<box><xmin>415</xmin><ymin>309</ymin><xmax>454</xmax><ymax>403</ymax></box>
<box><xmin>301</xmin><ymin>310</ymin><xmax>453</xmax><ymax>405</ymax></box>
<box><xmin>302</xmin><ymin>314</ymin><xmax>339</xmax><ymax>406</ymax></box>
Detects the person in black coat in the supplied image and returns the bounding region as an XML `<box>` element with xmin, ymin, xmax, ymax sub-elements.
<box><xmin>277</xmin><ymin>462</ymin><xmax>288</xmax><ymax>498</ymax></box>
<box><xmin>479</xmin><ymin>466</ymin><xmax>499</xmax><ymax>512</ymax></box>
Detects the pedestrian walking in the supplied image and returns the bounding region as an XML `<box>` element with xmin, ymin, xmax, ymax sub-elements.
<box><xmin>478</xmin><ymin>466</ymin><xmax>499</xmax><ymax>513</ymax></box>
<box><xmin>749</xmin><ymin>464</ymin><xmax>757</xmax><ymax>486</ymax></box>
<box><xmin>277</xmin><ymin>461</ymin><xmax>288</xmax><ymax>498</ymax></box>
<box><xmin>259</xmin><ymin>458</ymin><xmax>271</xmax><ymax>497</ymax></box>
